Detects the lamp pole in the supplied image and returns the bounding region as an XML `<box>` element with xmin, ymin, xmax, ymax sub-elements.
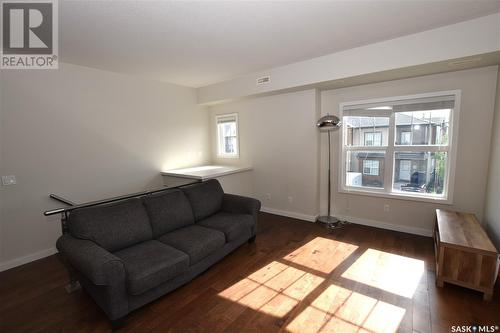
<box><xmin>327</xmin><ymin>130</ymin><xmax>331</xmax><ymax>218</ymax></box>
<box><xmin>316</xmin><ymin>114</ymin><xmax>345</xmax><ymax>228</ymax></box>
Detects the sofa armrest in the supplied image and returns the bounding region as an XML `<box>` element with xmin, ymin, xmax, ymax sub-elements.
<box><xmin>56</xmin><ymin>234</ymin><xmax>125</xmax><ymax>286</ymax></box>
<box><xmin>222</xmin><ymin>193</ymin><xmax>261</xmax><ymax>219</ymax></box>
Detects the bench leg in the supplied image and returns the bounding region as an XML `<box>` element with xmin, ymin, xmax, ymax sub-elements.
<box><xmin>248</xmin><ymin>235</ymin><xmax>256</xmax><ymax>244</ymax></box>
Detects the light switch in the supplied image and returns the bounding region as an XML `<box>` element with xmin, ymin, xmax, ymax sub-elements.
<box><xmin>1</xmin><ymin>175</ymin><xmax>17</xmax><ymax>186</ymax></box>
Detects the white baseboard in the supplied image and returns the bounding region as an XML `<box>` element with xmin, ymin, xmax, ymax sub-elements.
<box><xmin>260</xmin><ymin>206</ymin><xmax>318</xmax><ymax>222</ymax></box>
<box><xmin>259</xmin><ymin>206</ymin><xmax>432</xmax><ymax>237</ymax></box>
<box><xmin>336</xmin><ymin>214</ymin><xmax>433</xmax><ymax>237</ymax></box>
<box><xmin>0</xmin><ymin>247</ymin><xmax>57</xmax><ymax>272</ymax></box>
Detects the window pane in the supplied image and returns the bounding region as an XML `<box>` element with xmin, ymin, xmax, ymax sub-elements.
<box><xmin>224</xmin><ymin>136</ymin><xmax>236</xmax><ymax>153</ymax></box>
<box><xmin>346</xmin><ymin>151</ymin><xmax>385</xmax><ymax>189</ymax></box>
<box><xmin>393</xmin><ymin>151</ymin><xmax>447</xmax><ymax>196</ymax></box>
<box><xmin>217</xmin><ymin>116</ymin><xmax>238</xmax><ymax>156</ymax></box>
<box><xmin>344</xmin><ymin>116</ymin><xmax>389</xmax><ymax>147</ymax></box>
<box><xmin>395</xmin><ymin>109</ymin><xmax>450</xmax><ymax>146</ymax></box>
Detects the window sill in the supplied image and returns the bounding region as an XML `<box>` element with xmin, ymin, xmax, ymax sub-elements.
<box><xmin>217</xmin><ymin>154</ymin><xmax>240</xmax><ymax>159</ymax></box>
<box><xmin>339</xmin><ymin>187</ymin><xmax>453</xmax><ymax>205</ymax></box>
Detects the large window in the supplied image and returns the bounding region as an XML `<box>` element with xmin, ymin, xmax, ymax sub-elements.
<box><xmin>216</xmin><ymin>113</ymin><xmax>239</xmax><ymax>158</ymax></box>
<box><xmin>340</xmin><ymin>91</ymin><xmax>459</xmax><ymax>202</ymax></box>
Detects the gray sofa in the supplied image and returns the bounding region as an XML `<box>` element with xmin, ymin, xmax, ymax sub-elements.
<box><xmin>56</xmin><ymin>179</ymin><xmax>260</xmax><ymax>326</ymax></box>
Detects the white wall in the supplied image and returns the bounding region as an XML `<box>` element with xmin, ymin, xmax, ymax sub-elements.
<box><xmin>321</xmin><ymin>66</ymin><xmax>498</xmax><ymax>235</ymax></box>
<box><xmin>209</xmin><ymin>89</ymin><xmax>320</xmax><ymax>220</ymax></box>
<box><xmin>485</xmin><ymin>68</ymin><xmax>500</xmax><ymax>249</ymax></box>
<box><xmin>198</xmin><ymin>13</ymin><xmax>500</xmax><ymax>104</ymax></box>
<box><xmin>0</xmin><ymin>63</ymin><xmax>210</xmax><ymax>270</ymax></box>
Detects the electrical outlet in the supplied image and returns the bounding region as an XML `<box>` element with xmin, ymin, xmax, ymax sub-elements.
<box><xmin>384</xmin><ymin>204</ymin><xmax>390</xmax><ymax>212</ymax></box>
<box><xmin>1</xmin><ymin>175</ymin><xmax>17</xmax><ymax>186</ymax></box>
<box><xmin>288</xmin><ymin>196</ymin><xmax>294</xmax><ymax>204</ymax></box>
<box><xmin>266</xmin><ymin>193</ymin><xmax>271</xmax><ymax>200</ymax></box>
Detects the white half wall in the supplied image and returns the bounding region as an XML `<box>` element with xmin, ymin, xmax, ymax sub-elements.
<box><xmin>198</xmin><ymin>13</ymin><xmax>500</xmax><ymax>104</ymax></box>
<box><xmin>209</xmin><ymin>89</ymin><xmax>320</xmax><ymax>218</ymax></box>
<box><xmin>320</xmin><ymin>66</ymin><xmax>498</xmax><ymax>235</ymax></box>
<box><xmin>485</xmin><ymin>67</ymin><xmax>500</xmax><ymax>249</ymax></box>
<box><xmin>0</xmin><ymin>63</ymin><xmax>210</xmax><ymax>270</ymax></box>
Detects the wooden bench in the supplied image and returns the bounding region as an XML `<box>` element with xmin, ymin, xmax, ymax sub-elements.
<box><xmin>434</xmin><ymin>209</ymin><xmax>499</xmax><ymax>300</ymax></box>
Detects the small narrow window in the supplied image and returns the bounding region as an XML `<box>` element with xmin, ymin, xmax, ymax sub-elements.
<box><xmin>216</xmin><ymin>113</ymin><xmax>239</xmax><ymax>158</ymax></box>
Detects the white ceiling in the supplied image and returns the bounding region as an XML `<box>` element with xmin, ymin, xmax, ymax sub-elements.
<box><xmin>60</xmin><ymin>1</ymin><xmax>500</xmax><ymax>88</ymax></box>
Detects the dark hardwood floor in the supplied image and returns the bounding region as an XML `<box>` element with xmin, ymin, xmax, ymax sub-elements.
<box><xmin>1</xmin><ymin>212</ymin><xmax>499</xmax><ymax>333</ymax></box>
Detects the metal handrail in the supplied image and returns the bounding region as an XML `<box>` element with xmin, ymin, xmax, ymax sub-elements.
<box><xmin>49</xmin><ymin>194</ymin><xmax>76</xmax><ymax>206</ymax></box>
<box><xmin>44</xmin><ymin>181</ymin><xmax>199</xmax><ymax>216</ymax></box>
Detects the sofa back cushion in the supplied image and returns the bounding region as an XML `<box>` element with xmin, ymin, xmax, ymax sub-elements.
<box><xmin>142</xmin><ymin>189</ymin><xmax>195</xmax><ymax>237</ymax></box>
<box><xmin>68</xmin><ymin>198</ymin><xmax>153</xmax><ymax>252</ymax></box>
<box><xmin>181</xmin><ymin>179</ymin><xmax>224</xmax><ymax>221</ymax></box>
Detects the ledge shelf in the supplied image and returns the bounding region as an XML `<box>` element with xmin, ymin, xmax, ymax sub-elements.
<box><xmin>161</xmin><ymin>165</ymin><xmax>253</xmax><ymax>181</ymax></box>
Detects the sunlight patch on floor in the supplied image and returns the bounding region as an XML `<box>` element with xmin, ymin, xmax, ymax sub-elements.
<box><xmin>341</xmin><ymin>248</ymin><xmax>425</xmax><ymax>298</ymax></box>
<box><xmin>218</xmin><ymin>260</ymin><xmax>324</xmax><ymax>314</ymax></box>
<box><xmin>286</xmin><ymin>284</ymin><xmax>406</xmax><ymax>333</ymax></box>
<box><xmin>217</xmin><ymin>239</ymin><xmax>407</xmax><ymax>333</ymax></box>
<box><xmin>282</xmin><ymin>236</ymin><xmax>359</xmax><ymax>274</ymax></box>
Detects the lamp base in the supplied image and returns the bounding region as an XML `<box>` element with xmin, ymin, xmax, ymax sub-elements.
<box><xmin>317</xmin><ymin>215</ymin><xmax>349</xmax><ymax>230</ymax></box>
<box><xmin>316</xmin><ymin>215</ymin><xmax>339</xmax><ymax>224</ymax></box>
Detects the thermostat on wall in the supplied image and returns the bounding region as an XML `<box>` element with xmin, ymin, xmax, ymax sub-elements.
<box><xmin>1</xmin><ymin>175</ymin><xmax>17</xmax><ymax>186</ymax></box>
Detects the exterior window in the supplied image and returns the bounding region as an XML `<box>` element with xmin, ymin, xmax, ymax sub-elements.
<box><xmin>216</xmin><ymin>113</ymin><xmax>239</xmax><ymax>158</ymax></box>
<box><xmin>364</xmin><ymin>132</ymin><xmax>382</xmax><ymax>146</ymax></box>
<box><xmin>363</xmin><ymin>160</ymin><xmax>380</xmax><ymax>176</ymax></box>
<box><xmin>400</xmin><ymin>131</ymin><xmax>411</xmax><ymax>145</ymax></box>
<box><xmin>340</xmin><ymin>91</ymin><xmax>459</xmax><ymax>202</ymax></box>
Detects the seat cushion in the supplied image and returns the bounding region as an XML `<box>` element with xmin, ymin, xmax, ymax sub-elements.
<box><xmin>68</xmin><ymin>198</ymin><xmax>152</xmax><ymax>252</ymax></box>
<box><xmin>198</xmin><ymin>212</ymin><xmax>253</xmax><ymax>242</ymax></box>
<box><xmin>157</xmin><ymin>225</ymin><xmax>225</xmax><ymax>265</ymax></box>
<box><xmin>181</xmin><ymin>179</ymin><xmax>224</xmax><ymax>221</ymax></box>
<box><xmin>114</xmin><ymin>240</ymin><xmax>189</xmax><ymax>295</ymax></box>
<box><xmin>142</xmin><ymin>189</ymin><xmax>195</xmax><ymax>237</ymax></box>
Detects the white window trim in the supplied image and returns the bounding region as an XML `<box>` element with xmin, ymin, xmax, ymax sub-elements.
<box><xmin>338</xmin><ymin>90</ymin><xmax>461</xmax><ymax>205</ymax></box>
<box><xmin>216</xmin><ymin>113</ymin><xmax>240</xmax><ymax>158</ymax></box>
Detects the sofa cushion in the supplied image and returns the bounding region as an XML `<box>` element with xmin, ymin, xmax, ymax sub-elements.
<box><xmin>198</xmin><ymin>212</ymin><xmax>253</xmax><ymax>242</ymax></box>
<box><xmin>181</xmin><ymin>179</ymin><xmax>224</xmax><ymax>221</ymax></box>
<box><xmin>157</xmin><ymin>225</ymin><xmax>225</xmax><ymax>265</ymax></box>
<box><xmin>142</xmin><ymin>189</ymin><xmax>195</xmax><ymax>237</ymax></box>
<box><xmin>68</xmin><ymin>198</ymin><xmax>152</xmax><ymax>252</ymax></box>
<box><xmin>114</xmin><ymin>240</ymin><xmax>189</xmax><ymax>295</ymax></box>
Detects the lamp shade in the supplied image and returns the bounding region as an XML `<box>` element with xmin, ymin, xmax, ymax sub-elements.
<box><xmin>317</xmin><ymin>114</ymin><xmax>341</xmax><ymax>131</ymax></box>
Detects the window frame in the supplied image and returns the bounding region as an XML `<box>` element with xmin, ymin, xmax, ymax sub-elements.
<box><xmin>215</xmin><ymin>113</ymin><xmax>240</xmax><ymax>159</ymax></box>
<box><xmin>338</xmin><ymin>90</ymin><xmax>461</xmax><ymax>204</ymax></box>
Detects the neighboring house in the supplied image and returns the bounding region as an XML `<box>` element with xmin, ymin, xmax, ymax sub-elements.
<box><xmin>345</xmin><ymin>112</ymin><xmax>448</xmax><ymax>191</ymax></box>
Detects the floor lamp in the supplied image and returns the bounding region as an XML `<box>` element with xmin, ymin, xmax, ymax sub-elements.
<box><xmin>316</xmin><ymin>114</ymin><xmax>342</xmax><ymax>227</ymax></box>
